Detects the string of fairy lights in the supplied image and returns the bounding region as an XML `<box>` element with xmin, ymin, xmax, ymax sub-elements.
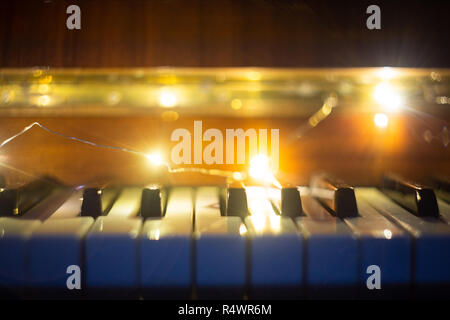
<box><xmin>0</xmin><ymin>121</ymin><xmax>282</xmax><ymax>188</ymax></box>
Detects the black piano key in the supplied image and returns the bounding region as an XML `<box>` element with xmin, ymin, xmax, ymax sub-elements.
<box><xmin>0</xmin><ymin>189</ymin><xmax>18</xmax><ymax>216</ymax></box>
<box><xmin>140</xmin><ymin>188</ymin><xmax>162</xmax><ymax>218</ymax></box>
<box><xmin>226</xmin><ymin>187</ymin><xmax>249</xmax><ymax>218</ymax></box>
<box><xmin>310</xmin><ymin>173</ymin><xmax>358</xmax><ymax>218</ymax></box>
<box><xmin>0</xmin><ymin>178</ymin><xmax>56</xmax><ymax>217</ymax></box>
<box><xmin>80</xmin><ymin>187</ymin><xmax>121</xmax><ymax>218</ymax></box>
<box><xmin>281</xmin><ymin>187</ymin><xmax>303</xmax><ymax>217</ymax></box>
<box><xmin>80</xmin><ymin>188</ymin><xmax>102</xmax><ymax>218</ymax></box>
<box><xmin>381</xmin><ymin>175</ymin><xmax>439</xmax><ymax>218</ymax></box>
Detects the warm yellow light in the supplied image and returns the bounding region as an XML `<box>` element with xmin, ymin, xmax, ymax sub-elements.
<box><xmin>148</xmin><ymin>229</ymin><xmax>160</xmax><ymax>240</ymax></box>
<box><xmin>247</xmin><ymin>71</ymin><xmax>261</xmax><ymax>81</ymax></box>
<box><xmin>239</xmin><ymin>224</ymin><xmax>247</xmax><ymax>236</ymax></box>
<box><xmin>383</xmin><ymin>229</ymin><xmax>392</xmax><ymax>240</ymax></box>
<box><xmin>250</xmin><ymin>215</ymin><xmax>266</xmax><ymax>232</ymax></box>
<box><xmin>146</xmin><ymin>153</ymin><xmax>164</xmax><ymax>166</ymax></box>
<box><xmin>249</xmin><ymin>154</ymin><xmax>272</xmax><ymax>181</ymax></box>
<box><xmin>232</xmin><ymin>172</ymin><xmax>244</xmax><ymax>181</ymax></box>
<box><xmin>374</xmin><ymin>113</ymin><xmax>389</xmax><ymax>128</ymax></box>
<box><xmin>107</xmin><ymin>91</ymin><xmax>122</xmax><ymax>105</ymax></box>
<box><xmin>33</xmin><ymin>69</ymin><xmax>43</xmax><ymax>77</ymax></box>
<box><xmin>231</xmin><ymin>99</ymin><xmax>242</xmax><ymax>110</ymax></box>
<box><xmin>158</xmin><ymin>88</ymin><xmax>178</xmax><ymax>107</ymax></box>
<box><xmin>38</xmin><ymin>84</ymin><xmax>50</xmax><ymax>95</ymax></box>
<box><xmin>373</xmin><ymin>82</ymin><xmax>402</xmax><ymax>112</ymax></box>
<box><xmin>269</xmin><ymin>215</ymin><xmax>281</xmax><ymax>232</ymax></box>
<box><xmin>37</xmin><ymin>95</ymin><xmax>50</xmax><ymax>106</ymax></box>
<box><xmin>377</xmin><ymin>67</ymin><xmax>397</xmax><ymax>80</ymax></box>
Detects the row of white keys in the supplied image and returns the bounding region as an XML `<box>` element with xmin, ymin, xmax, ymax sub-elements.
<box><xmin>296</xmin><ymin>191</ymin><xmax>358</xmax><ymax>298</ymax></box>
<box><xmin>24</xmin><ymin>187</ymin><xmax>142</xmax><ymax>296</ymax></box>
<box><xmin>195</xmin><ymin>187</ymin><xmax>246</xmax><ymax>298</ymax></box>
<box><xmin>344</xmin><ymin>196</ymin><xmax>411</xmax><ymax>296</ymax></box>
<box><xmin>0</xmin><ymin>186</ymin><xmax>89</xmax><ymax>297</ymax></box>
<box><xmin>356</xmin><ymin>188</ymin><xmax>450</xmax><ymax>296</ymax></box>
<box><xmin>140</xmin><ymin>187</ymin><xmax>194</xmax><ymax>297</ymax></box>
<box><xmin>244</xmin><ymin>187</ymin><xmax>303</xmax><ymax>298</ymax></box>
<box><xmin>1</xmin><ymin>186</ymin><xmax>148</xmax><ymax>298</ymax></box>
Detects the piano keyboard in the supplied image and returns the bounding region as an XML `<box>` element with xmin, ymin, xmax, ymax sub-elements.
<box><xmin>1</xmin><ymin>175</ymin><xmax>450</xmax><ymax>300</ymax></box>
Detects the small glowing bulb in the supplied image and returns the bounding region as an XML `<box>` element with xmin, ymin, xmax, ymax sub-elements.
<box><xmin>249</xmin><ymin>154</ymin><xmax>272</xmax><ymax>181</ymax></box>
<box><xmin>374</xmin><ymin>113</ymin><xmax>389</xmax><ymax>128</ymax></box>
<box><xmin>232</xmin><ymin>172</ymin><xmax>244</xmax><ymax>181</ymax></box>
<box><xmin>383</xmin><ymin>229</ymin><xmax>392</xmax><ymax>240</ymax></box>
<box><xmin>37</xmin><ymin>95</ymin><xmax>50</xmax><ymax>106</ymax></box>
<box><xmin>373</xmin><ymin>83</ymin><xmax>402</xmax><ymax>112</ymax></box>
<box><xmin>146</xmin><ymin>153</ymin><xmax>164</xmax><ymax>166</ymax></box>
<box><xmin>158</xmin><ymin>88</ymin><xmax>178</xmax><ymax>107</ymax></box>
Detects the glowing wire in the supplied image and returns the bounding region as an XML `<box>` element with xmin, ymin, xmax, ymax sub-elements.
<box><xmin>0</xmin><ymin>122</ymin><xmax>248</xmax><ymax>181</ymax></box>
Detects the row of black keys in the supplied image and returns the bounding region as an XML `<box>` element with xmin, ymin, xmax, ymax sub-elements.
<box><xmin>1</xmin><ymin>173</ymin><xmax>448</xmax><ymax>219</ymax></box>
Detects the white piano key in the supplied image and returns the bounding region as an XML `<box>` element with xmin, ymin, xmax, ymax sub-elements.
<box><xmin>244</xmin><ymin>186</ymin><xmax>303</xmax><ymax>298</ymax></box>
<box><xmin>28</xmin><ymin>217</ymin><xmax>93</xmax><ymax>295</ymax></box>
<box><xmin>357</xmin><ymin>188</ymin><xmax>450</xmax><ymax>297</ymax></box>
<box><xmin>165</xmin><ymin>187</ymin><xmax>194</xmax><ymax>220</ymax></box>
<box><xmin>296</xmin><ymin>193</ymin><xmax>358</xmax><ymax>298</ymax></box>
<box><xmin>140</xmin><ymin>187</ymin><xmax>194</xmax><ymax>298</ymax></box>
<box><xmin>195</xmin><ymin>187</ymin><xmax>246</xmax><ymax>298</ymax></box>
<box><xmin>301</xmin><ymin>191</ymin><xmax>336</xmax><ymax>221</ymax></box>
<box><xmin>85</xmin><ymin>216</ymin><xmax>142</xmax><ymax>297</ymax></box>
<box><xmin>47</xmin><ymin>189</ymin><xmax>83</xmax><ymax>219</ymax></box>
<box><xmin>19</xmin><ymin>188</ymin><xmax>74</xmax><ymax>220</ymax></box>
<box><xmin>344</xmin><ymin>197</ymin><xmax>411</xmax><ymax>297</ymax></box>
<box><xmin>106</xmin><ymin>187</ymin><xmax>141</xmax><ymax>217</ymax></box>
<box><xmin>0</xmin><ymin>218</ymin><xmax>41</xmax><ymax>295</ymax></box>
<box><xmin>438</xmin><ymin>199</ymin><xmax>450</xmax><ymax>224</ymax></box>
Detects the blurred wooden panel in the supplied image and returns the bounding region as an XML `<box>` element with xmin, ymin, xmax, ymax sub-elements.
<box><xmin>0</xmin><ymin>0</ymin><xmax>449</xmax><ymax>68</ymax></box>
<box><xmin>0</xmin><ymin>115</ymin><xmax>448</xmax><ymax>187</ymax></box>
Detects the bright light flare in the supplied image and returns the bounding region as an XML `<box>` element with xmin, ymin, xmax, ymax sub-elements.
<box><xmin>249</xmin><ymin>154</ymin><xmax>281</xmax><ymax>188</ymax></box>
<box><xmin>146</xmin><ymin>152</ymin><xmax>165</xmax><ymax>166</ymax></box>
<box><xmin>374</xmin><ymin>113</ymin><xmax>389</xmax><ymax>128</ymax></box>
<box><xmin>239</xmin><ymin>224</ymin><xmax>247</xmax><ymax>236</ymax></box>
<box><xmin>249</xmin><ymin>154</ymin><xmax>272</xmax><ymax>181</ymax></box>
<box><xmin>158</xmin><ymin>88</ymin><xmax>178</xmax><ymax>107</ymax></box>
<box><xmin>373</xmin><ymin>83</ymin><xmax>403</xmax><ymax>112</ymax></box>
<box><xmin>37</xmin><ymin>95</ymin><xmax>51</xmax><ymax>106</ymax></box>
<box><xmin>377</xmin><ymin>67</ymin><xmax>397</xmax><ymax>80</ymax></box>
<box><xmin>383</xmin><ymin>229</ymin><xmax>393</xmax><ymax>240</ymax></box>
<box><xmin>232</xmin><ymin>171</ymin><xmax>244</xmax><ymax>181</ymax></box>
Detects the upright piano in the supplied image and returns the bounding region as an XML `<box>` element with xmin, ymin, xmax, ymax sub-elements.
<box><xmin>0</xmin><ymin>67</ymin><xmax>449</xmax><ymax>299</ymax></box>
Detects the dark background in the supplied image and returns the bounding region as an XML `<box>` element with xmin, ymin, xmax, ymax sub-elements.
<box><xmin>0</xmin><ymin>0</ymin><xmax>449</xmax><ymax>68</ymax></box>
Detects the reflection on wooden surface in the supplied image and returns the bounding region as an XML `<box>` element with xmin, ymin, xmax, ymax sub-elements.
<box><xmin>0</xmin><ymin>114</ymin><xmax>448</xmax><ymax>187</ymax></box>
<box><xmin>0</xmin><ymin>67</ymin><xmax>448</xmax><ymax>187</ymax></box>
